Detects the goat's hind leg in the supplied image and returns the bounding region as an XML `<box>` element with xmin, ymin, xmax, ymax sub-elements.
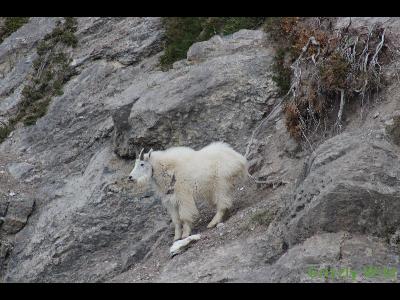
<box><xmin>207</xmin><ymin>207</ymin><xmax>227</xmax><ymax>228</ymax></box>
<box><xmin>207</xmin><ymin>186</ymin><xmax>233</xmax><ymax>228</ymax></box>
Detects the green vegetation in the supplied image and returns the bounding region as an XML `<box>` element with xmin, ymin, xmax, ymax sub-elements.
<box><xmin>160</xmin><ymin>17</ymin><xmax>266</xmax><ymax>70</ymax></box>
<box><xmin>240</xmin><ymin>208</ymin><xmax>277</xmax><ymax>232</ymax></box>
<box><xmin>0</xmin><ymin>17</ymin><xmax>30</xmax><ymax>43</ymax></box>
<box><xmin>249</xmin><ymin>209</ymin><xmax>274</xmax><ymax>227</ymax></box>
<box><xmin>0</xmin><ymin>17</ymin><xmax>77</xmax><ymax>143</ymax></box>
<box><xmin>271</xmin><ymin>48</ymin><xmax>292</xmax><ymax>96</ymax></box>
<box><xmin>0</xmin><ymin>124</ymin><xmax>12</xmax><ymax>142</ymax></box>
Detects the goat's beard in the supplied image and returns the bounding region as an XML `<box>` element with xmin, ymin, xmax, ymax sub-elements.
<box><xmin>135</xmin><ymin>176</ymin><xmax>152</xmax><ymax>188</ymax></box>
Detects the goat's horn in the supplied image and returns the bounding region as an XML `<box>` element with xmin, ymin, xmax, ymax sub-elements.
<box><xmin>138</xmin><ymin>148</ymin><xmax>145</xmax><ymax>160</ymax></box>
<box><xmin>148</xmin><ymin>148</ymin><xmax>153</xmax><ymax>158</ymax></box>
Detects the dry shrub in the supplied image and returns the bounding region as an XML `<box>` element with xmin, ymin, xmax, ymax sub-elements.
<box><xmin>265</xmin><ymin>17</ymin><xmax>391</xmax><ymax>146</ymax></box>
<box><xmin>319</xmin><ymin>52</ymin><xmax>350</xmax><ymax>91</ymax></box>
<box><xmin>283</xmin><ymin>102</ymin><xmax>302</xmax><ymax>139</ymax></box>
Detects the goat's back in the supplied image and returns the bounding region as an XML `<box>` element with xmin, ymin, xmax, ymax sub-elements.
<box><xmin>151</xmin><ymin>142</ymin><xmax>247</xmax><ymax>186</ymax></box>
<box><xmin>169</xmin><ymin>142</ymin><xmax>246</xmax><ymax>183</ymax></box>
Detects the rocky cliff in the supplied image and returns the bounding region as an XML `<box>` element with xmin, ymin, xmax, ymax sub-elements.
<box><xmin>0</xmin><ymin>17</ymin><xmax>399</xmax><ymax>282</ymax></box>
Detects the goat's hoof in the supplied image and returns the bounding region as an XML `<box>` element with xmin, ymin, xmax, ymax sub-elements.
<box><xmin>181</xmin><ymin>233</ymin><xmax>190</xmax><ymax>239</ymax></box>
<box><xmin>207</xmin><ymin>222</ymin><xmax>217</xmax><ymax>229</ymax></box>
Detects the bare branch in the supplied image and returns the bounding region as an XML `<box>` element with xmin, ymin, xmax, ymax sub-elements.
<box><xmin>335</xmin><ymin>89</ymin><xmax>345</xmax><ymax>131</ymax></box>
<box><xmin>370</xmin><ymin>28</ymin><xmax>386</xmax><ymax>69</ymax></box>
<box><xmin>244</xmin><ymin>98</ymin><xmax>284</xmax><ymax>160</ymax></box>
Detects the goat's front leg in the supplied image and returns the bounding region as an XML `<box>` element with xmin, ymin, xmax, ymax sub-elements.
<box><xmin>176</xmin><ymin>191</ymin><xmax>198</xmax><ymax>239</ymax></box>
<box><xmin>170</xmin><ymin>207</ymin><xmax>182</xmax><ymax>241</ymax></box>
<box><xmin>182</xmin><ymin>221</ymin><xmax>192</xmax><ymax>239</ymax></box>
<box><xmin>164</xmin><ymin>196</ymin><xmax>182</xmax><ymax>241</ymax></box>
<box><xmin>173</xmin><ymin>220</ymin><xmax>182</xmax><ymax>241</ymax></box>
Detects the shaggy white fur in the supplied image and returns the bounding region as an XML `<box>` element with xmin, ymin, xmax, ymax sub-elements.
<box><xmin>129</xmin><ymin>142</ymin><xmax>248</xmax><ymax>241</ymax></box>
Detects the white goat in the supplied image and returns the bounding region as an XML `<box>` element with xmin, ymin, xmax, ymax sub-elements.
<box><xmin>128</xmin><ymin>142</ymin><xmax>248</xmax><ymax>241</ymax></box>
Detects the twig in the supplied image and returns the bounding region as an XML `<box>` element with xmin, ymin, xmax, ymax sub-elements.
<box><xmin>36</xmin><ymin>50</ymin><xmax>52</xmax><ymax>79</ymax></box>
<box><xmin>300</xmin><ymin>123</ymin><xmax>314</xmax><ymax>153</ymax></box>
<box><xmin>370</xmin><ymin>28</ymin><xmax>386</xmax><ymax>69</ymax></box>
<box><xmin>335</xmin><ymin>89</ymin><xmax>345</xmax><ymax>130</ymax></box>
<box><xmin>344</xmin><ymin>17</ymin><xmax>352</xmax><ymax>33</ymax></box>
<box><xmin>358</xmin><ymin>25</ymin><xmax>374</xmax><ymax>70</ymax></box>
<box><xmin>247</xmin><ymin>173</ymin><xmax>288</xmax><ymax>188</ymax></box>
<box><xmin>244</xmin><ymin>98</ymin><xmax>284</xmax><ymax>159</ymax></box>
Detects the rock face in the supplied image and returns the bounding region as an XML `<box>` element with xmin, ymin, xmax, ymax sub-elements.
<box><xmin>112</xmin><ymin>29</ymin><xmax>277</xmax><ymax>158</ymax></box>
<box><xmin>6</xmin><ymin>162</ymin><xmax>34</xmax><ymax>180</ymax></box>
<box><xmin>385</xmin><ymin>113</ymin><xmax>400</xmax><ymax>146</ymax></box>
<box><xmin>1</xmin><ymin>17</ymin><xmax>400</xmax><ymax>282</ymax></box>
<box><xmin>251</xmin><ymin>232</ymin><xmax>399</xmax><ymax>283</ymax></box>
<box><xmin>1</xmin><ymin>196</ymin><xmax>35</xmax><ymax>234</ymax></box>
<box><xmin>283</xmin><ymin>130</ymin><xmax>400</xmax><ymax>246</ymax></box>
<box><xmin>0</xmin><ymin>18</ymin><xmax>59</xmax><ymax>124</ymax></box>
<box><xmin>0</xmin><ymin>17</ymin><xmax>169</xmax><ymax>282</ymax></box>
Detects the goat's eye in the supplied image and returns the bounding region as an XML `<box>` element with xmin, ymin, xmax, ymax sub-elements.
<box><xmin>140</xmin><ymin>163</ymin><xmax>144</xmax><ymax>166</ymax></box>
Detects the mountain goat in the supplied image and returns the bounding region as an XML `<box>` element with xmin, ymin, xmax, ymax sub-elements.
<box><xmin>128</xmin><ymin>142</ymin><xmax>248</xmax><ymax>241</ymax></box>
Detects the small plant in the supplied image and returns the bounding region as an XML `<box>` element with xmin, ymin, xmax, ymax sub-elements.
<box><xmin>283</xmin><ymin>102</ymin><xmax>302</xmax><ymax>139</ymax></box>
<box><xmin>0</xmin><ymin>124</ymin><xmax>12</xmax><ymax>143</ymax></box>
<box><xmin>159</xmin><ymin>17</ymin><xmax>204</xmax><ymax>70</ymax></box>
<box><xmin>271</xmin><ymin>47</ymin><xmax>292</xmax><ymax>96</ymax></box>
<box><xmin>0</xmin><ymin>17</ymin><xmax>30</xmax><ymax>43</ymax></box>
<box><xmin>263</xmin><ymin>17</ymin><xmax>299</xmax><ymax>44</ymax></box>
<box><xmin>319</xmin><ymin>52</ymin><xmax>350</xmax><ymax>91</ymax></box>
<box><xmin>241</xmin><ymin>208</ymin><xmax>276</xmax><ymax>232</ymax></box>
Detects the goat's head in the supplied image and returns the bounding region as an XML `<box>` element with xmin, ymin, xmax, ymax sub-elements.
<box><xmin>128</xmin><ymin>148</ymin><xmax>153</xmax><ymax>186</ymax></box>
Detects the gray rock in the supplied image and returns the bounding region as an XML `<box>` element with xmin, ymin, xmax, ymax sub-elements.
<box><xmin>248</xmin><ymin>232</ymin><xmax>399</xmax><ymax>282</ymax></box>
<box><xmin>4</xmin><ymin>185</ymin><xmax>169</xmax><ymax>282</ymax></box>
<box><xmin>2</xmin><ymin>142</ymin><xmax>171</xmax><ymax>282</ymax></box>
<box><xmin>284</xmin><ymin>130</ymin><xmax>400</xmax><ymax>246</ymax></box>
<box><xmin>111</xmin><ymin>29</ymin><xmax>278</xmax><ymax>158</ymax></box>
<box><xmin>1</xmin><ymin>197</ymin><xmax>35</xmax><ymax>234</ymax></box>
<box><xmin>0</xmin><ymin>18</ymin><xmax>59</xmax><ymax>120</ymax></box>
<box><xmin>187</xmin><ymin>30</ymin><xmax>266</xmax><ymax>63</ymax></box>
<box><xmin>73</xmin><ymin>17</ymin><xmax>164</xmax><ymax>68</ymax></box>
<box><xmin>0</xmin><ymin>238</ymin><xmax>13</xmax><ymax>277</ymax></box>
<box><xmin>385</xmin><ymin>114</ymin><xmax>400</xmax><ymax>145</ymax></box>
<box><xmin>6</xmin><ymin>162</ymin><xmax>34</xmax><ymax>180</ymax></box>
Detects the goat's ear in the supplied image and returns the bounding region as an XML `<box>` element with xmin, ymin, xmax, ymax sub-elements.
<box><xmin>143</xmin><ymin>149</ymin><xmax>153</xmax><ymax>161</ymax></box>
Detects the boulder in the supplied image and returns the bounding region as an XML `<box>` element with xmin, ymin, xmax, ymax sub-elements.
<box><xmin>111</xmin><ymin>29</ymin><xmax>278</xmax><ymax>158</ymax></box>
<box><xmin>1</xmin><ymin>197</ymin><xmax>35</xmax><ymax>234</ymax></box>
<box><xmin>284</xmin><ymin>130</ymin><xmax>400</xmax><ymax>246</ymax></box>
